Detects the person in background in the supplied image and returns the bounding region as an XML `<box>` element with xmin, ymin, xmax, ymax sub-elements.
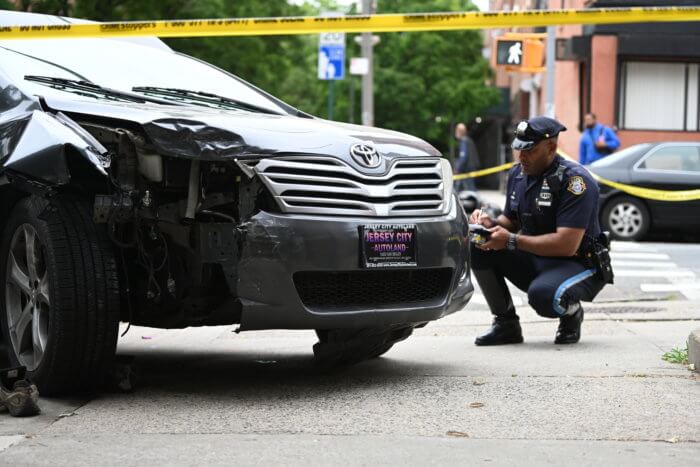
<box><xmin>579</xmin><ymin>113</ymin><xmax>620</xmax><ymax>165</ymax></box>
<box><xmin>453</xmin><ymin>122</ymin><xmax>480</xmax><ymax>192</ymax></box>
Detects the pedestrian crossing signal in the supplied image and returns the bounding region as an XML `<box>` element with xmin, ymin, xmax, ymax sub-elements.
<box><xmin>493</xmin><ymin>35</ymin><xmax>545</xmax><ymax>73</ymax></box>
<box><xmin>496</xmin><ymin>40</ymin><xmax>523</xmax><ymax>66</ymax></box>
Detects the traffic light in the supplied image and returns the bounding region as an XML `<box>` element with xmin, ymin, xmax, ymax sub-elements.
<box><xmin>493</xmin><ymin>34</ymin><xmax>545</xmax><ymax>73</ymax></box>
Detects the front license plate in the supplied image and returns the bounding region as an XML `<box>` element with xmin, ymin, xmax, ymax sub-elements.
<box><xmin>360</xmin><ymin>224</ymin><xmax>417</xmax><ymax>268</ymax></box>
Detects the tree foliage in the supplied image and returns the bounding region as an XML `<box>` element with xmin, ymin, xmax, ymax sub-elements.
<box><xmin>4</xmin><ymin>0</ymin><xmax>498</xmax><ymax>151</ymax></box>
<box><xmin>373</xmin><ymin>0</ymin><xmax>499</xmax><ymax>144</ymax></box>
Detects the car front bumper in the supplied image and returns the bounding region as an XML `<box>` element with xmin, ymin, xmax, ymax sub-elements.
<box><xmin>229</xmin><ymin>201</ymin><xmax>473</xmax><ymax>330</ymax></box>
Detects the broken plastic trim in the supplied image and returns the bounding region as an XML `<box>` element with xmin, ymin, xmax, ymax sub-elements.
<box><xmin>234</xmin><ymin>158</ymin><xmax>259</xmax><ymax>179</ymax></box>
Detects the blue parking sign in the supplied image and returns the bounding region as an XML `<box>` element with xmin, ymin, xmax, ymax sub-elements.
<box><xmin>318</xmin><ymin>33</ymin><xmax>345</xmax><ymax>80</ymax></box>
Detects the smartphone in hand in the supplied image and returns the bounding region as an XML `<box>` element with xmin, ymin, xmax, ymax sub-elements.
<box><xmin>468</xmin><ymin>224</ymin><xmax>492</xmax><ymax>245</ymax></box>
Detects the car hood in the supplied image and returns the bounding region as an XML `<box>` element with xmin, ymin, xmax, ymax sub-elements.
<box><xmin>42</xmin><ymin>96</ymin><xmax>440</xmax><ymax>171</ymax></box>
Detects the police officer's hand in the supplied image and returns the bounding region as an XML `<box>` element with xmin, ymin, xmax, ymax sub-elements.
<box><xmin>469</xmin><ymin>209</ymin><xmax>495</xmax><ymax>228</ymax></box>
<box><xmin>479</xmin><ymin>226</ymin><xmax>510</xmax><ymax>251</ymax></box>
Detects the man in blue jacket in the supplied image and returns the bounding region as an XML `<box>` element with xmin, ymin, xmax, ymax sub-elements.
<box><xmin>579</xmin><ymin>113</ymin><xmax>620</xmax><ymax>165</ymax></box>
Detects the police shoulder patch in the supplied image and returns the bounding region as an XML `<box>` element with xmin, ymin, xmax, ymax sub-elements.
<box><xmin>567</xmin><ymin>176</ymin><xmax>587</xmax><ymax>195</ymax></box>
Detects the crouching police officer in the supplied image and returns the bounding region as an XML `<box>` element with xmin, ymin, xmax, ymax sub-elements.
<box><xmin>469</xmin><ymin>116</ymin><xmax>614</xmax><ymax>345</ymax></box>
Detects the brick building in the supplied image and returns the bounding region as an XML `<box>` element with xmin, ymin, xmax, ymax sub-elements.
<box><xmin>485</xmin><ymin>0</ymin><xmax>700</xmax><ymax>160</ymax></box>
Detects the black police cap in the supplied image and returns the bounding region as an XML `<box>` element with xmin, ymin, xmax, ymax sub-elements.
<box><xmin>511</xmin><ymin>116</ymin><xmax>567</xmax><ymax>150</ymax></box>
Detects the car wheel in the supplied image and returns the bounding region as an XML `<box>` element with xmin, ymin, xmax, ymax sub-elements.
<box><xmin>601</xmin><ymin>196</ymin><xmax>650</xmax><ymax>241</ymax></box>
<box><xmin>0</xmin><ymin>196</ymin><xmax>120</xmax><ymax>395</ymax></box>
<box><xmin>313</xmin><ymin>326</ymin><xmax>414</xmax><ymax>366</ymax></box>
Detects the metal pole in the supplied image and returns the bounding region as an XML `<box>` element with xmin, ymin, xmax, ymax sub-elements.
<box><xmin>544</xmin><ymin>25</ymin><xmax>556</xmax><ymax>118</ymax></box>
<box><xmin>361</xmin><ymin>0</ymin><xmax>374</xmax><ymax>126</ymax></box>
<box><xmin>499</xmin><ymin>143</ymin><xmax>507</xmax><ymax>193</ymax></box>
<box><xmin>529</xmin><ymin>73</ymin><xmax>538</xmax><ymax>118</ymax></box>
<box><xmin>349</xmin><ymin>78</ymin><xmax>355</xmax><ymax>123</ymax></box>
<box><xmin>328</xmin><ymin>80</ymin><xmax>334</xmax><ymax>120</ymax></box>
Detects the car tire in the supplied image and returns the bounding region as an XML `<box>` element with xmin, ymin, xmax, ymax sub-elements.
<box><xmin>0</xmin><ymin>196</ymin><xmax>120</xmax><ymax>395</ymax></box>
<box><xmin>313</xmin><ymin>326</ymin><xmax>414</xmax><ymax>366</ymax></box>
<box><xmin>601</xmin><ymin>196</ymin><xmax>650</xmax><ymax>241</ymax></box>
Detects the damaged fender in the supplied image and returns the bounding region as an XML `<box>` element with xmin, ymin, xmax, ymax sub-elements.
<box><xmin>1</xmin><ymin>85</ymin><xmax>109</xmax><ymax>186</ymax></box>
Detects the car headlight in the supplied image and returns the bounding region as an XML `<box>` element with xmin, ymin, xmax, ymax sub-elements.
<box><xmin>440</xmin><ymin>158</ymin><xmax>454</xmax><ymax>212</ymax></box>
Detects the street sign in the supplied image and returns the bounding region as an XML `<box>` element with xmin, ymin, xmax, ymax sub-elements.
<box><xmin>318</xmin><ymin>32</ymin><xmax>345</xmax><ymax>80</ymax></box>
<box><xmin>350</xmin><ymin>57</ymin><xmax>369</xmax><ymax>75</ymax></box>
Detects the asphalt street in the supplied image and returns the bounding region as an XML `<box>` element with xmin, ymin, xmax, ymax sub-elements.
<box><xmin>0</xmin><ymin>241</ymin><xmax>698</xmax><ymax>466</ymax></box>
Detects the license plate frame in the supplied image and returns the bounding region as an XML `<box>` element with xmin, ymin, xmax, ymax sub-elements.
<box><xmin>360</xmin><ymin>224</ymin><xmax>417</xmax><ymax>268</ymax></box>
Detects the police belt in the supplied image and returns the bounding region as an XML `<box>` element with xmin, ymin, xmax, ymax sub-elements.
<box><xmin>575</xmin><ymin>233</ymin><xmax>614</xmax><ymax>284</ymax></box>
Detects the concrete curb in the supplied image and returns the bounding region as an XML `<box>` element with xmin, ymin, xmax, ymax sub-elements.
<box><xmin>689</xmin><ymin>328</ymin><xmax>700</xmax><ymax>373</ymax></box>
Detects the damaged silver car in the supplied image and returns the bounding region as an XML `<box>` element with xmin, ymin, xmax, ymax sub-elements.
<box><xmin>0</xmin><ymin>11</ymin><xmax>473</xmax><ymax>394</ymax></box>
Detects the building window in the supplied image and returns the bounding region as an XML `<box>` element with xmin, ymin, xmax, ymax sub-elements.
<box><xmin>619</xmin><ymin>61</ymin><xmax>699</xmax><ymax>132</ymax></box>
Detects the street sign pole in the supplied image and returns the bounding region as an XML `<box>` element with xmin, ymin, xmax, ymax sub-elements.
<box><xmin>350</xmin><ymin>55</ymin><xmax>372</xmax><ymax>124</ymax></box>
<box><xmin>328</xmin><ymin>80</ymin><xmax>335</xmax><ymax>120</ymax></box>
<box><xmin>348</xmin><ymin>78</ymin><xmax>354</xmax><ymax>123</ymax></box>
<box><xmin>544</xmin><ymin>25</ymin><xmax>556</xmax><ymax>118</ymax></box>
<box><xmin>361</xmin><ymin>0</ymin><xmax>374</xmax><ymax>127</ymax></box>
<box><xmin>529</xmin><ymin>73</ymin><xmax>538</xmax><ymax>119</ymax></box>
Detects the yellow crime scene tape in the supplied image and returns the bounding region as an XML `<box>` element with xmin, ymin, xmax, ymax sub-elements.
<box><xmin>2</xmin><ymin>5</ymin><xmax>698</xmax><ymax>202</ymax></box>
<box><xmin>556</xmin><ymin>150</ymin><xmax>700</xmax><ymax>202</ymax></box>
<box><xmin>1</xmin><ymin>7</ymin><xmax>700</xmax><ymax>39</ymax></box>
<box><xmin>452</xmin><ymin>162</ymin><xmax>514</xmax><ymax>180</ymax></box>
<box><xmin>453</xmin><ymin>151</ymin><xmax>700</xmax><ymax>202</ymax></box>
<box><xmin>589</xmin><ymin>175</ymin><xmax>700</xmax><ymax>202</ymax></box>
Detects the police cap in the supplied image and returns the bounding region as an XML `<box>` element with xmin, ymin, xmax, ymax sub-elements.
<box><xmin>511</xmin><ymin>116</ymin><xmax>567</xmax><ymax>151</ymax></box>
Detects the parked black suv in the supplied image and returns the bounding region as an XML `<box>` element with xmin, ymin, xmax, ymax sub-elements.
<box><xmin>0</xmin><ymin>11</ymin><xmax>473</xmax><ymax>394</ymax></box>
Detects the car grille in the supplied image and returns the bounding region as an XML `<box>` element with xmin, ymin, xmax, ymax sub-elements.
<box><xmin>293</xmin><ymin>268</ymin><xmax>453</xmax><ymax>311</ymax></box>
<box><xmin>254</xmin><ymin>156</ymin><xmax>448</xmax><ymax>217</ymax></box>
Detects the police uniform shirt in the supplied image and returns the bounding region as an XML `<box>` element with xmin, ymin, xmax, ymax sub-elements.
<box><xmin>503</xmin><ymin>155</ymin><xmax>601</xmax><ymax>239</ymax></box>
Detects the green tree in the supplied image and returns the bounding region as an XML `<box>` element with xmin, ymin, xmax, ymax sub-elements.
<box><xmin>373</xmin><ymin>0</ymin><xmax>499</xmax><ymax>148</ymax></box>
<box><xmin>71</xmin><ymin>0</ymin><xmax>310</xmax><ymax>107</ymax></box>
<box><xmin>10</xmin><ymin>0</ymin><xmax>70</xmax><ymax>15</ymax></box>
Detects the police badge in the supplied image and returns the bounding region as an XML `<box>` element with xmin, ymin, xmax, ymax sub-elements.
<box><xmin>516</xmin><ymin>121</ymin><xmax>528</xmax><ymax>136</ymax></box>
<box><xmin>567</xmin><ymin>176</ymin><xmax>587</xmax><ymax>195</ymax></box>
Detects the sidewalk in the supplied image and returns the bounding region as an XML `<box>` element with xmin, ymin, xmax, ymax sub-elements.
<box><xmin>0</xmin><ymin>298</ymin><xmax>697</xmax><ymax>466</ymax></box>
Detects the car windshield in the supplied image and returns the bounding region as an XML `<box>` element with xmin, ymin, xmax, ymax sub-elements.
<box><xmin>0</xmin><ymin>38</ymin><xmax>288</xmax><ymax>114</ymax></box>
<box><xmin>589</xmin><ymin>143</ymin><xmax>652</xmax><ymax>168</ymax></box>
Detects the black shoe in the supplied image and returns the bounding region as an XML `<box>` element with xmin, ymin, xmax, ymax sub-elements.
<box><xmin>555</xmin><ymin>304</ymin><xmax>584</xmax><ymax>344</ymax></box>
<box><xmin>475</xmin><ymin>316</ymin><xmax>523</xmax><ymax>346</ymax></box>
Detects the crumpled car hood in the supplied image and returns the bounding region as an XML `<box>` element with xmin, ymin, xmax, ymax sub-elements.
<box><xmin>41</xmin><ymin>96</ymin><xmax>441</xmax><ymax>167</ymax></box>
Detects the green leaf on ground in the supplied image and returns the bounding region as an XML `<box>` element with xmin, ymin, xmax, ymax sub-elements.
<box><xmin>661</xmin><ymin>347</ymin><xmax>689</xmax><ymax>365</ymax></box>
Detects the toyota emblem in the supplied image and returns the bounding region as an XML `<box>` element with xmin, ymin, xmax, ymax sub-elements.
<box><xmin>350</xmin><ymin>142</ymin><xmax>381</xmax><ymax>168</ymax></box>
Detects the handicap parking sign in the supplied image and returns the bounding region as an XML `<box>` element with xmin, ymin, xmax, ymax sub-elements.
<box><xmin>318</xmin><ymin>32</ymin><xmax>345</xmax><ymax>80</ymax></box>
